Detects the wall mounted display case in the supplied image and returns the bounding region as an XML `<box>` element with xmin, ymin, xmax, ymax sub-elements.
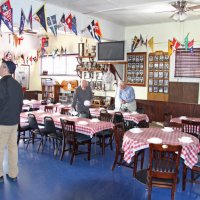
<box><xmin>148</xmin><ymin>51</ymin><xmax>170</xmax><ymax>102</ymax></box>
<box><xmin>126</xmin><ymin>52</ymin><xmax>146</xmax><ymax>86</ymax></box>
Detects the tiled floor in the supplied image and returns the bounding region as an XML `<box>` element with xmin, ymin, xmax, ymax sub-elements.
<box><xmin>0</xmin><ymin>136</ymin><xmax>199</xmax><ymax>200</ymax></box>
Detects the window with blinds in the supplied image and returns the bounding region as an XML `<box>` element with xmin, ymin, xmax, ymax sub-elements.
<box><xmin>175</xmin><ymin>48</ymin><xmax>200</xmax><ymax>78</ymax></box>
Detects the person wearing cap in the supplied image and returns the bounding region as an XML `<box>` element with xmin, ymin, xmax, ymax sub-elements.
<box><xmin>0</xmin><ymin>59</ymin><xmax>23</xmax><ymax>183</ymax></box>
<box><xmin>72</xmin><ymin>80</ymin><xmax>93</xmax><ymax>116</ymax></box>
<box><xmin>118</xmin><ymin>81</ymin><xmax>136</xmax><ymax>112</ymax></box>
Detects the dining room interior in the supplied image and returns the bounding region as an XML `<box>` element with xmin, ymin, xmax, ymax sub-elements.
<box><xmin>0</xmin><ymin>0</ymin><xmax>200</xmax><ymax>200</ymax></box>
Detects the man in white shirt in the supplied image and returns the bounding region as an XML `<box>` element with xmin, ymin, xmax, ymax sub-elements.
<box><xmin>118</xmin><ymin>81</ymin><xmax>136</xmax><ymax>112</ymax></box>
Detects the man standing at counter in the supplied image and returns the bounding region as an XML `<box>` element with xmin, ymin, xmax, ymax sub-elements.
<box><xmin>119</xmin><ymin>81</ymin><xmax>136</xmax><ymax>112</ymax></box>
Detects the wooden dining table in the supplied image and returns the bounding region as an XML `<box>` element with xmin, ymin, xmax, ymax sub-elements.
<box><xmin>89</xmin><ymin>108</ymin><xmax>149</xmax><ymax>125</ymax></box>
<box><xmin>20</xmin><ymin>110</ymin><xmax>114</xmax><ymax>137</ymax></box>
<box><xmin>122</xmin><ymin>127</ymin><xmax>200</xmax><ymax>169</ymax></box>
<box><xmin>171</xmin><ymin>117</ymin><xmax>200</xmax><ymax>124</ymax></box>
<box><xmin>23</xmin><ymin>100</ymin><xmax>42</xmax><ymax>109</ymax></box>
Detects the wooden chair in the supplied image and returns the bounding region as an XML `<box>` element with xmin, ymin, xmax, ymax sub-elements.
<box><xmin>181</xmin><ymin>119</ymin><xmax>200</xmax><ymax>191</ymax></box>
<box><xmin>60</xmin><ymin>107</ymin><xmax>70</xmax><ymax>115</ymax></box>
<box><xmin>79</xmin><ymin>111</ymin><xmax>91</xmax><ymax>119</ymax></box>
<box><xmin>113</xmin><ymin>112</ymin><xmax>132</xmax><ymax>130</ymax></box>
<box><xmin>60</xmin><ymin>119</ymin><xmax>92</xmax><ymax>165</ymax></box>
<box><xmin>169</xmin><ymin>121</ymin><xmax>182</xmax><ymax>131</ymax></box>
<box><xmin>182</xmin><ymin>155</ymin><xmax>200</xmax><ymax>191</ymax></box>
<box><xmin>113</xmin><ymin>112</ymin><xmax>125</xmax><ymax>127</ymax></box>
<box><xmin>181</xmin><ymin>119</ymin><xmax>200</xmax><ymax>140</ymax></box>
<box><xmin>44</xmin><ymin>105</ymin><xmax>54</xmax><ymax>113</ymax></box>
<box><xmin>96</xmin><ymin>112</ymin><xmax>113</xmax><ymax>155</ymax></box>
<box><xmin>163</xmin><ymin>112</ymin><xmax>172</xmax><ymax>127</ymax></box>
<box><xmin>147</xmin><ymin>144</ymin><xmax>182</xmax><ymax>200</ymax></box>
<box><xmin>112</xmin><ymin>123</ymin><xmax>144</xmax><ymax>177</ymax></box>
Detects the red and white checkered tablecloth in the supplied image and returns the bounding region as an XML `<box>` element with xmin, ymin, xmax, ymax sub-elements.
<box><xmin>171</xmin><ymin>117</ymin><xmax>200</xmax><ymax>133</ymax></box>
<box><xmin>39</xmin><ymin>104</ymin><xmax>72</xmax><ymax>113</ymax></box>
<box><xmin>20</xmin><ymin>111</ymin><xmax>114</xmax><ymax>137</ymax></box>
<box><xmin>171</xmin><ymin>117</ymin><xmax>200</xmax><ymax>124</ymax></box>
<box><xmin>89</xmin><ymin>108</ymin><xmax>149</xmax><ymax>124</ymax></box>
<box><xmin>122</xmin><ymin>127</ymin><xmax>200</xmax><ymax>169</ymax></box>
<box><xmin>23</xmin><ymin>100</ymin><xmax>42</xmax><ymax>109</ymax></box>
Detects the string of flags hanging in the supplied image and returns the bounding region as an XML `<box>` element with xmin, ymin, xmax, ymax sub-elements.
<box><xmin>131</xmin><ymin>33</ymin><xmax>195</xmax><ymax>56</ymax></box>
<box><xmin>0</xmin><ymin>0</ymin><xmax>103</xmax><ymax>41</ymax></box>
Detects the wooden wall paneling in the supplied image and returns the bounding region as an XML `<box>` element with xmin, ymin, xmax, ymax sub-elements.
<box><xmin>169</xmin><ymin>82</ymin><xmax>199</xmax><ymax>104</ymax></box>
<box><xmin>136</xmin><ymin>99</ymin><xmax>200</xmax><ymax>122</ymax></box>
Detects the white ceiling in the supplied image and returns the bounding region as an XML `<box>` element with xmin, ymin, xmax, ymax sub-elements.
<box><xmin>40</xmin><ymin>0</ymin><xmax>200</xmax><ymax>26</ymax></box>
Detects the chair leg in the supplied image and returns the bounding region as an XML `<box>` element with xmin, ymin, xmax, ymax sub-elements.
<box><xmin>109</xmin><ymin>135</ymin><xmax>113</xmax><ymax>151</ymax></box>
<box><xmin>102</xmin><ymin>136</ymin><xmax>105</xmax><ymax>155</ymax></box>
<box><xmin>147</xmin><ymin>178</ymin><xmax>152</xmax><ymax>200</ymax></box>
<box><xmin>17</xmin><ymin>131</ymin><xmax>20</xmax><ymax>145</ymax></box>
<box><xmin>41</xmin><ymin>137</ymin><xmax>47</xmax><ymax>153</ymax></box>
<box><xmin>171</xmin><ymin>187</ymin><xmax>175</xmax><ymax>200</ymax></box>
<box><xmin>70</xmin><ymin>143</ymin><xmax>76</xmax><ymax>165</ymax></box>
<box><xmin>88</xmin><ymin>142</ymin><xmax>91</xmax><ymax>161</ymax></box>
<box><xmin>140</xmin><ymin>150</ymin><xmax>144</xmax><ymax>170</ymax></box>
<box><xmin>133</xmin><ymin>153</ymin><xmax>138</xmax><ymax>177</ymax></box>
<box><xmin>112</xmin><ymin>149</ymin><xmax>119</xmax><ymax>171</ymax></box>
<box><xmin>60</xmin><ymin>139</ymin><xmax>66</xmax><ymax>160</ymax></box>
<box><xmin>182</xmin><ymin>164</ymin><xmax>187</xmax><ymax>191</ymax></box>
<box><xmin>37</xmin><ymin>137</ymin><xmax>43</xmax><ymax>153</ymax></box>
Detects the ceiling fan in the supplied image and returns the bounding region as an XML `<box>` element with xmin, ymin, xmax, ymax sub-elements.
<box><xmin>169</xmin><ymin>1</ymin><xmax>200</xmax><ymax>21</ymax></box>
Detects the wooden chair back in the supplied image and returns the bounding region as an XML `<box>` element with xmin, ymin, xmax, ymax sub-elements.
<box><xmin>60</xmin><ymin>107</ymin><xmax>70</xmax><ymax>115</ymax></box>
<box><xmin>148</xmin><ymin>143</ymin><xmax>182</xmax><ymax>200</ymax></box>
<box><xmin>163</xmin><ymin>112</ymin><xmax>172</xmax><ymax>127</ymax></box>
<box><xmin>44</xmin><ymin>105</ymin><xmax>54</xmax><ymax>113</ymax></box>
<box><xmin>181</xmin><ymin>119</ymin><xmax>200</xmax><ymax>140</ymax></box>
<box><xmin>99</xmin><ymin>112</ymin><xmax>113</xmax><ymax>122</ymax></box>
<box><xmin>113</xmin><ymin>123</ymin><xmax>125</xmax><ymax>150</ymax></box>
<box><xmin>113</xmin><ymin>112</ymin><xmax>124</xmax><ymax>124</ymax></box>
<box><xmin>169</xmin><ymin>122</ymin><xmax>182</xmax><ymax>131</ymax></box>
<box><xmin>60</xmin><ymin>119</ymin><xmax>76</xmax><ymax>143</ymax></box>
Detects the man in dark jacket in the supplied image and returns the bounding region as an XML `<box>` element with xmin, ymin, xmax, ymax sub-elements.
<box><xmin>0</xmin><ymin>59</ymin><xmax>23</xmax><ymax>183</ymax></box>
<box><xmin>72</xmin><ymin>80</ymin><xmax>93</xmax><ymax>116</ymax></box>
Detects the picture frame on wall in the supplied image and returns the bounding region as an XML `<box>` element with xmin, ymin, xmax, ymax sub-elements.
<box><xmin>14</xmin><ymin>64</ymin><xmax>30</xmax><ymax>90</ymax></box>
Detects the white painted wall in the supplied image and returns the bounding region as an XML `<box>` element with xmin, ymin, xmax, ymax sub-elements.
<box><xmin>125</xmin><ymin>20</ymin><xmax>200</xmax><ymax>102</ymax></box>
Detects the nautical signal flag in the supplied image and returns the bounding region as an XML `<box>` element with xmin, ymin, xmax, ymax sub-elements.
<box><xmin>188</xmin><ymin>39</ymin><xmax>194</xmax><ymax>52</ymax></box>
<box><xmin>47</xmin><ymin>15</ymin><xmax>57</xmax><ymax>36</ymax></box>
<box><xmin>66</xmin><ymin>13</ymin><xmax>72</xmax><ymax>30</ymax></box>
<box><xmin>168</xmin><ymin>40</ymin><xmax>173</xmax><ymax>56</ymax></box>
<box><xmin>19</xmin><ymin>9</ymin><xmax>26</xmax><ymax>35</ymax></box>
<box><xmin>94</xmin><ymin>21</ymin><xmax>102</xmax><ymax>37</ymax></box>
<box><xmin>184</xmin><ymin>33</ymin><xmax>189</xmax><ymax>50</ymax></box>
<box><xmin>34</xmin><ymin>3</ymin><xmax>47</xmax><ymax>32</ymax></box>
<box><xmin>131</xmin><ymin>35</ymin><xmax>140</xmax><ymax>52</ymax></box>
<box><xmin>71</xmin><ymin>16</ymin><xmax>77</xmax><ymax>35</ymax></box>
<box><xmin>0</xmin><ymin>0</ymin><xmax>13</xmax><ymax>32</ymax></box>
<box><xmin>172</xmin><ymin>37</ymin><xmax>180</xmax><ymax>51</ymax></box>
<box><xmin>27</xmin><ymin>6</ymin><xmax>32</xmax><ymax>30</ymax></box>
<box><xmin>148</xmin><ymin>37</ymin><xmax>154</xmax><ymax>52</ymax></box>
